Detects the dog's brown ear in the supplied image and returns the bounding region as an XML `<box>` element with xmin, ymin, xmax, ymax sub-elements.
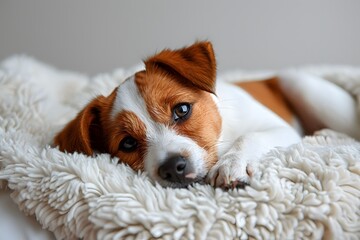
<box><xmin>144</xmin><ymin>41</ymin><xmax>217</xmax><ymax>94</ymax></box>
<box><xmin>54</xmin><ymin>96</ymin><xmax>106</xmax><ymax>155</ymax></box>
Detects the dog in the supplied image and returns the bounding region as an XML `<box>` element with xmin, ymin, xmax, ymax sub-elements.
<box><xmin>54</xmin><ymin>41</ymin><xmax>360</xmax><ymax>189</ymax></box>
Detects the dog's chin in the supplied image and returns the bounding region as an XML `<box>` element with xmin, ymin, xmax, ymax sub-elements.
<box><xmin>157</xmin><ymin>176</ymin><xmax>206</xmax><ymax>189</ymax></box>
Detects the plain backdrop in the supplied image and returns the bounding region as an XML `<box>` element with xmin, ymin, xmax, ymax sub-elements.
<box><xmin>1</xmin><ymin>1</ymin><xmax>359</xmax><ymax>75</ymax></box>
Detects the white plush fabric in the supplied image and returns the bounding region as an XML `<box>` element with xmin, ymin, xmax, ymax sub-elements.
<box><xmin>0</xmin><ymin>56</ymin><xmax>360</xmax><ymax>240</ymax></box>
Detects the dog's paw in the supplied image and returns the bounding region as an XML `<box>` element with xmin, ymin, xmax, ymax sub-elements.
<box><xmin>206</xmin><ymin>154</ymin><xmax>254</xmax><ymax>190</ymax></box>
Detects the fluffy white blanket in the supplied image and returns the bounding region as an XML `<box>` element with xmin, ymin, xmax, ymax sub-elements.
<box><xmin>0</xmin><ymin>56</ymin><xmax>360</xmax><ymax>240</ymax></box>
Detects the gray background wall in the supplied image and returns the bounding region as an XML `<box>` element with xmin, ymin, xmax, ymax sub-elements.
<box><xmin>1</xmin><ymin>1</ymin><xmax>359</xmax><ymax>75</ymax></box>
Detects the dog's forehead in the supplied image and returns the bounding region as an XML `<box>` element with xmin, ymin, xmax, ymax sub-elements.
<box><xmin>111</xmin><ymin>75</ymin><xmax>149</xmax><ymax>121</ymax></box>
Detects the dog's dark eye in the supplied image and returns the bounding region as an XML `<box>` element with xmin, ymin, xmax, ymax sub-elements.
<box><xmin>119</xmin><ymin>136</ymin><xmax>138</xmax><ymax>152</ymax></box>
<box><xmin>173</xmin><ymin>103</ymin><xmax>192</xmax><ymax>122</ymax></box>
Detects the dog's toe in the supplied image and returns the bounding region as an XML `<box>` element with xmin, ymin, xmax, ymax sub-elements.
<box><xmin>221</xmin><ymin>179</ymin><xmax>249</xmax><ymax>190</ymax></box>
<box><xmin>207</xmin><ymin>161</ymin><xmax>253</xmax><ymax>190</ymax></box>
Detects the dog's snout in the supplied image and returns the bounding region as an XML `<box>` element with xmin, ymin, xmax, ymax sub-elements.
<box><xmin>158</xmin><ymin>156</ymin><xmax>188</xmax><ymax>183</ymax></box>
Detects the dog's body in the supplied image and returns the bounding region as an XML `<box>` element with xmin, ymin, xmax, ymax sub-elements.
<box><xmin>54</xmin><ymin>41</ymin><xmax>360</xmax><ymax>188</ymax></box>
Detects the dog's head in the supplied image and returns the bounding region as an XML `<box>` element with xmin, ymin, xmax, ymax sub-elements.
<box><xmin>54</xmin><ymin>41</ymin><xmax>222</xmax><ymax>187</ymax></box>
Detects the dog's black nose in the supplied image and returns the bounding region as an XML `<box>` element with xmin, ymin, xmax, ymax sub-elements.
<box><xmin>158</xmin><ymin>155</ymin><xmax>188</xmax><ymax>183</ymax></box>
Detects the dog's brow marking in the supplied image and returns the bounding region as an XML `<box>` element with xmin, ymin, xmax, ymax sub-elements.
<box><xmin>112</xmin><ymin>76</ymin><xmax>179</xmax><ymax>140</ymax></box>
<box><xmin>112</xmin><ymin>76</ymin><xmax>164</xmax><ymax>141</ymax></box>
<box><xmin>112</xmin><ymin>76</ymin><xmax>149</xmax><ymax>123</ymax></box>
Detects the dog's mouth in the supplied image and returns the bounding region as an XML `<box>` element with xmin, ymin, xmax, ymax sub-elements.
<box><xmin>159</xmin><ymin>175</ymin><xmax>206</xmax><ymax>189</ymax></box>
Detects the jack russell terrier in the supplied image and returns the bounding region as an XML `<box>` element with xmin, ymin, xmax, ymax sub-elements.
<box><xmin>54</xmin><ymin>41</ymin><xmax>360</xmax><ymax>189</ymax></box>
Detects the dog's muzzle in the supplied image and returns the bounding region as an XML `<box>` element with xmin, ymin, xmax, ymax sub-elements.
<box><xmin>158</xmin><ymin>155</ymin><xmax>196</xmax><ymax>185</ymax></box>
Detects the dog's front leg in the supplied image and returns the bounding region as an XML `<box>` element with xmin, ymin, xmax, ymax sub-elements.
<box><xmin>206</xmin><ymin>127</ymin><xmax>300</xmax><ymax>189</ymax></box>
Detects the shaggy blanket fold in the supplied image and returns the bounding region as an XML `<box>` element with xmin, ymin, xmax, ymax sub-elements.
<box><xmin>0</xmin><ymin>56</ymin><xmax>360</xmax><ymax>240</ymax></box>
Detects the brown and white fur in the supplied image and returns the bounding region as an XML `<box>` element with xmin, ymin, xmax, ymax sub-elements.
<box><xmin>54</xmin><ymin>41</ymin><xmax>360</xmax><ymax>189</ymax></box>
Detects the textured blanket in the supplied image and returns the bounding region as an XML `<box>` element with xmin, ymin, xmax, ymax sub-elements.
<box><xmin>0</xmin><ymin>56</ymin><xmax>360</xmax><ymax>240</ymax></box>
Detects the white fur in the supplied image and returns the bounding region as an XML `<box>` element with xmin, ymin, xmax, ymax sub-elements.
<box><xmin>278</xmin><ymin>70</ymin><xmax>360</xmax><ymax>139</ymax></box>
<box><xmin>144</xmin><ymin>126</ymin><xmax>208</xmax><ymax>187</ymax></box>
<box><xmin>215</xmin><ymin>81</ymin><xmax>300</xmax><ymax>155</ymax></box>
<box><xmin>208</xmin><ymin>82</ymin><xmax>301</xmax><ymax>187</ymax></box>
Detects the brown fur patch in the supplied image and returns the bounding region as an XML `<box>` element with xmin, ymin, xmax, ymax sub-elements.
<box><xmin>106</xmin><ymin>111</ymin><xmax>147</xmax><ymax>170</ymax></box>
<box><xmin>236</xmin><ymin>77</ymin><xmax>295</xmax><ymax>124</ymax></box>
<box><xmin>54</xmin><ymin>86</ymin><xmax>147</xmax><ymax>171</ymax></box>
<box><xmin>54</xmin><ymin>88</ymin><xmax>118</xmax><ymax>156</ymax></box>
<box><xmin>144</xmin><ymin>41</ymin><xmax>217</xmax><ymax>94</ymax></box>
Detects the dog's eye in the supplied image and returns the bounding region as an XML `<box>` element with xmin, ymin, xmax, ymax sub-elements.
<box><xmin>119</xmin><ymin>136</ymin><xmax>138</xmax><ymax>152</ymax></box>
<box><xmin>173</xmin><ymin>103</ymin><xmax>192</xmax><ymax>122</ymax></box>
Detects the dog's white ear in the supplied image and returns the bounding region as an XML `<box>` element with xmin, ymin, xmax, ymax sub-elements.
<box><xmin>54</xmin><ymin>96</ymin><xmax>107</xmax><ymax>155</ymax></box>
<box><xmin>144</xmin><ymin>41</ymin><xmax>217</xmax><ymax>94</ymax></box>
